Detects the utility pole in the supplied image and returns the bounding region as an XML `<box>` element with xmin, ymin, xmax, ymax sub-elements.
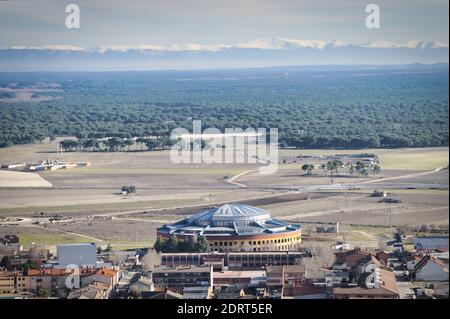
<box><xmin>389</xmin><ymin>208</ymin><xmax>392</xmax><ymax>233</ymax></box>
<box><xmin>56</xmin><ymin>143</ymin><xmax>62</xmax><ymax>160</ymax></box>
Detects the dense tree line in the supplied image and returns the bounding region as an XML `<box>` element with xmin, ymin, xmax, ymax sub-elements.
<box><xmin>58</xmin><ymin>137</ymin><xmax>175</xmax><ymax>152</ymax></box>
<box><xmin>153</xmin><ymin>234</ymin><xmax>210</xmax><ymax>253</ymax></box>
<box><xmin>302</xmin><ymin>160</ymin><xmax>382</xmax><ymax>177</ymax></box>
<box><xmin>0</xmin><ymin>70</ymin><xmax>448</xmax><ymax>149</ymax></box>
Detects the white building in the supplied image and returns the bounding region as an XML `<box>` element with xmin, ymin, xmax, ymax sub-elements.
<box><xmin>325</xmin><ymin>269</ymin><xmax>350</xmax><ymax>287</ymax></box>
<box><xmin>57</xmin><ymin>243</ymin><xmax>97</xmax><ymax>267</ymax></box>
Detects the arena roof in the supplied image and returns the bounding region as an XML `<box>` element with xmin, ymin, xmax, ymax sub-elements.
<box><xmin>157</xmin><ymin>204</ymin><xmax>300</xmax><ymax>238</ymax></box>
<box><xmin>187</xmin><ymin>204</ymin><xmax>271</xmax><ymax>226</ymax></box>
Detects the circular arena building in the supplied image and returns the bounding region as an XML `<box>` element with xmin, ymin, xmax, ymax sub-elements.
<box><xmin>156</xmin><ymin>204</ymin><xmax>301</xmax><ymax>252</ymax></box>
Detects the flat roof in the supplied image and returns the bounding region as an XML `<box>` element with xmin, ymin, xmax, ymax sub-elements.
<box><xmin>153</xmin><ymin>265</ymin><xmax>212</xmax><ymax>273</ymax></box>
<box><xmin>213</xmin><ymin>270</ymin><xmax>266</xmax><ymax>278</ymax></box>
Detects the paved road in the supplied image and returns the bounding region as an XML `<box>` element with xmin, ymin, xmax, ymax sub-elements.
<box><xmin>248</xmin><ymin>182</ymin><xmax>448</xmax><ymax>192</ymax></box>
<box><xmin>397</xmin><ymin>281</ymin><xmax>415</xmax><ymax>299</ymax></box>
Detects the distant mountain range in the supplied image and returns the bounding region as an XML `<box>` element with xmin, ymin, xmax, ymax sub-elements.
<box><xmin>0</xmin><ymin>38</ymin><xmax>448</xmax><ymax>71</ymax></box>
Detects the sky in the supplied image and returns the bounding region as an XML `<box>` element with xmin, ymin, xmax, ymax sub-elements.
<box><xmin>0</xmin><ymin>0</ymin><xmax>448</xmax><ymax>48</ymax></box>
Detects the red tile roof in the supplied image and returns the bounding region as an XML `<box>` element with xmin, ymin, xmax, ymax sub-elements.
<box><xmin>96</xmin><ymin>269</ymin><xmax>118</xmax><ymax>277</ymax></box>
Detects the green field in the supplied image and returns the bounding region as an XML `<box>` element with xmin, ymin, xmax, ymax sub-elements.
<box><xmin>0</xmin><ymin>197</ymin><xmax>206</xmax><ymax>216</ymax></box>
<box><xmin>18</xmin><ymin>232</ymin><xmax>97</xmax><ymax>246</ymax></box>
<box><xmin>46</xmin><ymin>167</ymin><xmax>247</xmax><ymax>175</ymax></box>
<box><xmin>377</xmin><ymin>149</ymin><xmax>449</xmax><ymax>170</ymax></box>
<box><xmin>16</xmin><ymin>231</ymin><xmax>150</xmax><ymax>249</ymax></box>
<box><xmin>279</xmin><ymin>147</ymin><xmax>449</xmax><ymax>170</ymax></box>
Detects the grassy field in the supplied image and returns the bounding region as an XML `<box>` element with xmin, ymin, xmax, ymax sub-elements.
<box><xmin>47</xmin><ymin>167</ymin><xmax>247</xmax><ymax>175</ymax></box>
<box><xmin>377</xmin><ymin>149</ymin><xmax>449</xmax><ymax>170</ymax></box>
<box><xmin>331</xmin><ymin>189</ymin><xmax>449</xmax><ymax>196</ymax></box>
<box><xmin>12</xmin><ymin>229</ymin><xmax>149</xmax><ymax>248</ymax></box>
<box><xmin>0</xmin><ymin>197</ymin><xmax>206</xmax><ymax>215</ymax></box>
<box><xmin>279</xmin><ymin>147</ymin><xmax>449</xmax><ymax>170</ymax></box>
<box><xmin>13</xmin><ymin>231</ymin><xmax>97</xmax><ymax>246</ymax></box>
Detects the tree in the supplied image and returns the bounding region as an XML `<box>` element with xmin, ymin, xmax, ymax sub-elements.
<box><xmin>166</xmin><ymin>234</ymin><xmax>179</xmax><ymax>253</ymax></box>
<box><xmin>59</xmin><ymin>139</ymin><xmax>78</xmax><ymax>152</ymax></box>
<box><xmin>144</xmin><ymin>139</ymin><xmax>158</xmax><ymax>151</ymax></box>
<box><xmin>327</xmin><ymin>160</ymin><xmax>344</xmax><ymax>176</ymax></box>
<box><xmin>301</xmin><ymin>164</ymin><xmax>309</xmax><ymax>175</ymax></box>
<box><xmin>121</xmin><ymin>185</ymin><xmax>136</xmax><ymax>194</ymax></box>
<box><xmin>153</xmin><ymin>237</ymin><xmax>164</xmax><ymax>252</ymax></box>
<box><xmin>36</xmin><ymin>288</ymin><xmax>52</xmax><ymax>297</ymax></box>
<box><xmin>320</xmin><ymin>163</ymin><xmax>327</xmax><ymax>176</ymax></box>
<box><xmin>301</xmin><ymin>164</ymin><xmax>314</xmax><ymax>175</ymax></box>
<box><xmin>29</xmin><ymin>244</ymin><xmax>48</xmax><ymax>260</ymax></box>
<box><xmin>108</xmin><ymin>137</ymin><xmax>123</xmax><ymax>151</ymax></box>
<box><xmin>21</xmin><ymin>260</ymin><xmax>38</xmax><ymax>271</ymax></box>
<box><xmin>180</xmin><ymin>237</ymin><xmax>197</xmax><ymax>252</ymax></box>
<box><xmin>82</xmin><ymin>138</ymin><xmax>99</xmax><ymax>152</ymax></box>
<box><xmin>0</xmin><ymin>256</ymin><xmax>11</xmax><ymax>269</ymax></box>
<box><xmin>196</xmin><ymin>236</ymin><xmax>209</xmax><ymax>252</ymax></box>
<box><xmin>373</xmin><ymin>164</ymin><xmax>381</xmax><ymax>176</ymax></box>
<box><xmin>124</xmin><ymin>139</ymin><xmax>134</xmax><ymax>151</ymax></box>
<box><xmin>360</xmin><ymin>168</ymin><xmax>369</xmax><ymax>177</ymax></box>
<box><xmin>160</xmin><ymin>136</ymin><xmax>175</xmax><ymax>150</ymax></box>
<box><xmin>348</xmin><ymin>163</ymin><xmax>355</xmax><ymax>176</ymax></box>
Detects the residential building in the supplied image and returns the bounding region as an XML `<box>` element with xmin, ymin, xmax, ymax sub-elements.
<box><xmin>161</xmin><ymin>251</ymin><xmax>306</xmax><ymax>270</ymax></box>
<box><xmin>142</xmin><ymin>288</ymin><xmax>184</xmax><ymax>299</ymax></box>
<box><xmin>183</xmin><ymin>286</ymin><xmax>212</xmax><ymax>299</ymax></box>
<box><xmin>325</xmin><ymin>269</ymin><xmax>350</xmax><ymax>287</ymax></box>
<box><xmin>265</xmin><ymin>266</ymin><xmax>284</xmax><ymax>289</ymax></box>
<box><xmin>57</xmin><ymin>243</ymin><xmax>97</xmax><ymax>267</ymax></box>
<box><xmin>414</xmin><ymin>255</ymin><xmax>449</xmax><ymax>281</ymax></box>
<box><xmin>129</xmin><ymin>275</ymin><xmax>154</xmax><ymax>298</ymax></box>
<box><xmin>0</xmin><ymin>270</ymin><xmax>29</xmax><ymax>296</ymax></box>
<box><xmin>67</xmin><ymin>281</ymin><xmax>110</xmax><ymax>299</ymax></box>
<box><xmin>334</xmin><ymin>248</ymin><xmax>372</xmax><ymax>268</ymax></box>
<box><xmin>81</xmin><ymin>268</ymin><xmax>120</xmax><ymax>298</ymax></box>
<box><xmin>213</xmin><ymin>270</ymin><xmax>266</xmax><ymax>288</ymax></box>
<box><xmin>283</xmin><ymin>265</ymin><xmax>306</xmax><ymax>287</ymax></box>
<box><xmin>27</xmin><ymin>268</ymin><xmax>68</xmax><ymax>295</ymax></box>
<box><xmin>333</xmin><ymin>269</ymin><xmax>399</xmax><ymax>299</ymax></box>
<box><xmin>406</xmin><ymin>255</ymin><xmax>423</xmax><ymax>271</ymax></box>
<box><xmin>151</xmin><ymin>265</ymin><xmax>213</xmax><ymax>292</ymax></box>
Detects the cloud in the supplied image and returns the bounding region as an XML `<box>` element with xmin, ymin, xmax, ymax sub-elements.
<box><xmin>9</xmin><ymin>45</ymin><xmax>86</xmax><ymax>51</ymax></box>
<box><xmin>4</xmin><ymin>37</ymin><xmax>449</xmax><ymax>53</ymax></box>
<box><xmin>362</xmin><ymin>40</ymin><xmax>449</xmax><ymax>49</ymax></box>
